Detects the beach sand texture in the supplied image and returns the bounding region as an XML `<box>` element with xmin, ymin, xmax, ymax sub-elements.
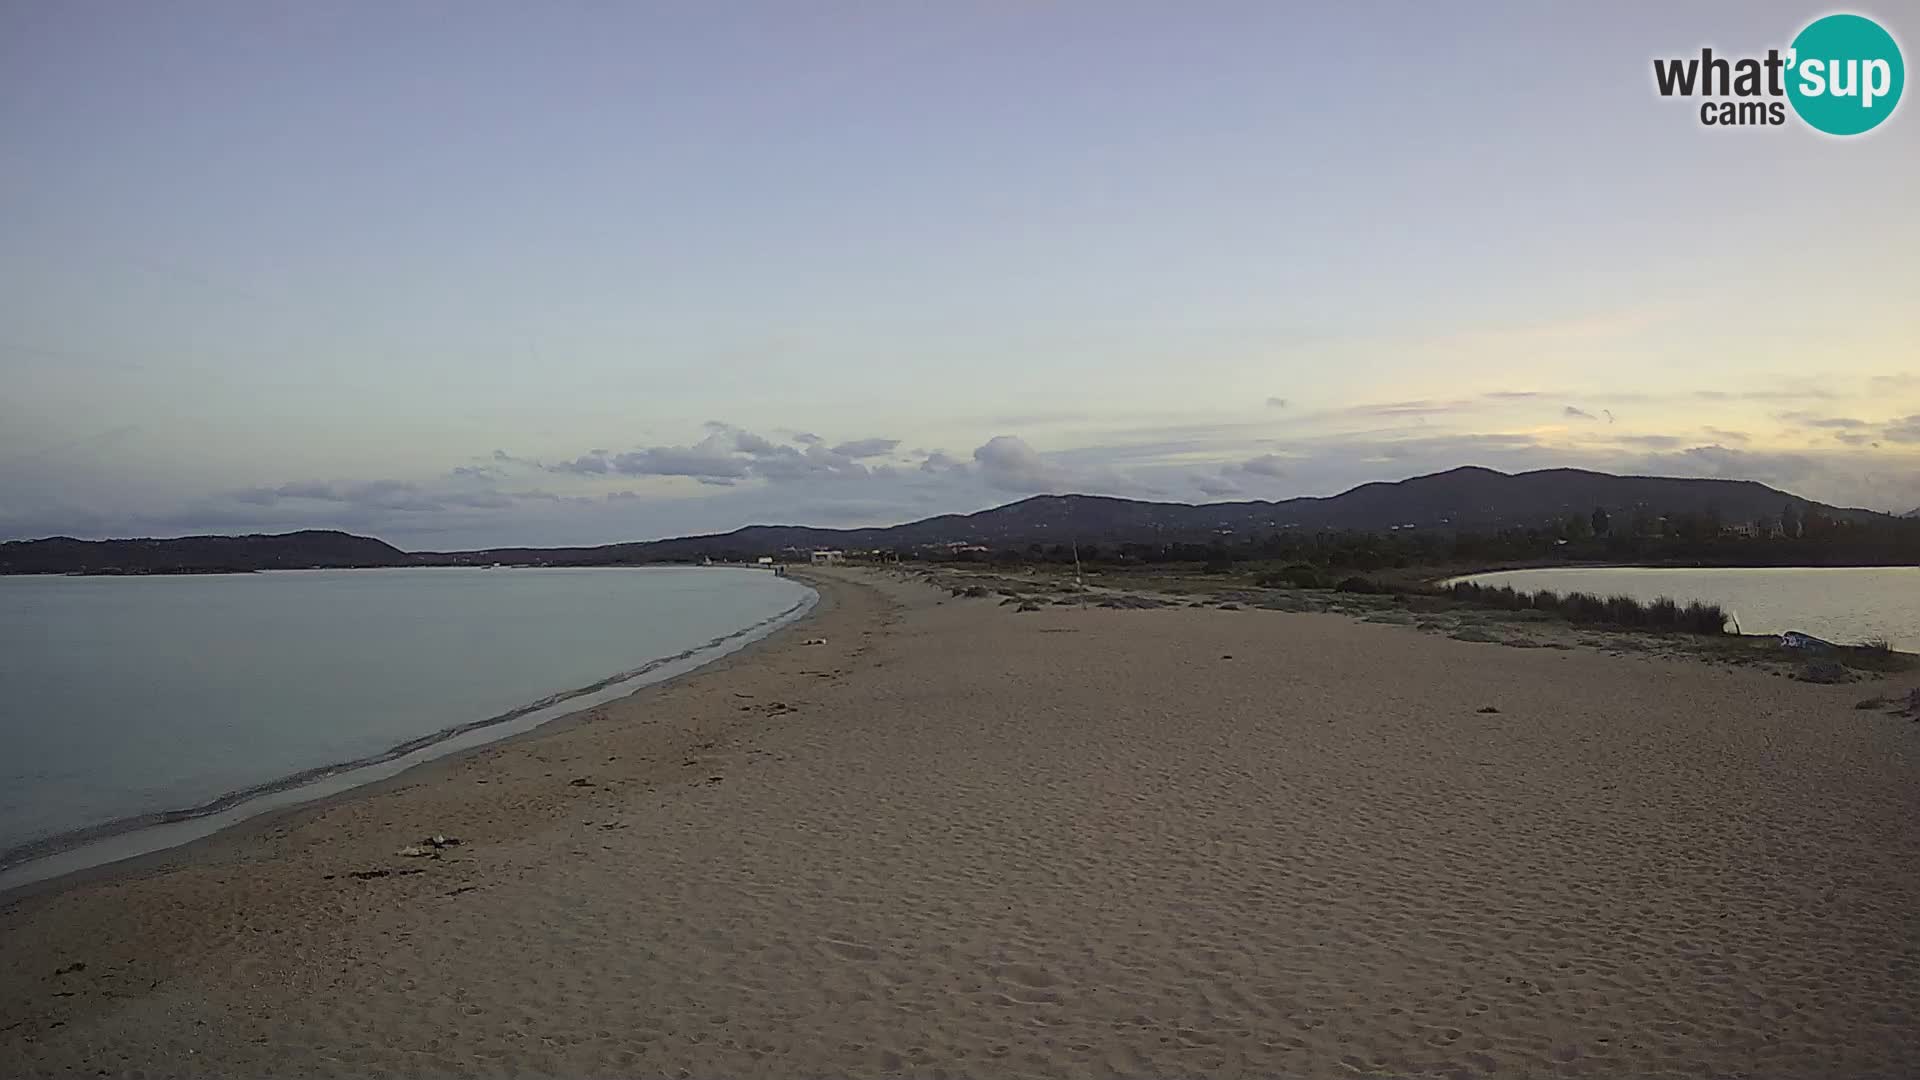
<box><xmin>3</xmin><ymin>568</ymin><xmax>1917</xmax><ymax>1078</ymax></box>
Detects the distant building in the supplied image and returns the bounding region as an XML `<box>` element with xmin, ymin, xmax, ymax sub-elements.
<box><xmin>756</xmin><ymin>556</ymin><xmax>775</xmax><ymax>565</ymax></box>
<box><xmin>809</xmin><ymin>550</ymin><xmax>845</xmax><ymax>565</ymax></box>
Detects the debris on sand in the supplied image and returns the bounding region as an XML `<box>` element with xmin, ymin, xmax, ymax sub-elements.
<box><xmin>397</xmin><ymin>835</ymin><xmax>464</xmax><ymax>858</ymax></box>
<box><xmin>348</xmin><ymin>867</ymin><xmax>426</xmax><ymax>880</ymax></box>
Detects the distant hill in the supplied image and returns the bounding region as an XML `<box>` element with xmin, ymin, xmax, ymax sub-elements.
<box><xmin>3</xmin><ymin>467</ymin><xmax>1891</xmax><ymax>573</ymax></box>
<box><xmin>0</xmin><ymin>530</ymin><xmax>408</xmax><ymax>575</ymax></box>
<box><xmin>434</xmin><ymin>466</ymin><xmax>1886</xmax><ymax>564</ymax></box>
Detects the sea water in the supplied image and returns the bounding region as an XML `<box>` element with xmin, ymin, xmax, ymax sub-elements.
<box><xmin>0</xmin><ymin>566</ymin><xmax>814</xmax><ymax>878</ymax></box>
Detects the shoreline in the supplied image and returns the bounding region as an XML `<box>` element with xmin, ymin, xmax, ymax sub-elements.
<box><xmin>6</xmin><ymin>566</ymin><xmax>1917</xmax><ymax>1077</ymax></box>
<box><xmin>0</xmin><ymin>576</ymin><xmax>828</xmax><ymax>899</ymax></box>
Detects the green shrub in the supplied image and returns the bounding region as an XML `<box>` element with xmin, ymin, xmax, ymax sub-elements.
<box><xmin>1257</xmin><ymin>563</ymin><xmax>1328</xmax><ymax>589</ymax></box>
<box><xmin>1444</xmin><ymin>582</ymin><xmax>1726</xmax><ymax>635</ymax></box>
<box><xmin>1679</xmin><ymin>601</ymin><xmax>1728</xmax><ymax>634</ymax></box>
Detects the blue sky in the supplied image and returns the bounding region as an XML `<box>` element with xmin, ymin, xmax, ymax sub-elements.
<box><xmin>3</xmin><ymin>2</ymin><xmax>1916</xmax><ymax>546</ymax></box>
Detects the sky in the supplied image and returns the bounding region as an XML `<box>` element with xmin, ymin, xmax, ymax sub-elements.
<box><xmin>3</xmin><ymin>2</ymin><xmax>1917</xmax><ymax>547</ymax></box>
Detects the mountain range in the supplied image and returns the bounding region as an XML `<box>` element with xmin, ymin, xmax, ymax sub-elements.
<box><xmin>0</xmin><ymin>466</ymin><xmax>1890</xmax><ymax>574</ymax></box>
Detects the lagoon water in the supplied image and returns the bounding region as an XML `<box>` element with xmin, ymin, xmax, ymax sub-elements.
<box><xmin>1455</xmin><ymin>566</ymin><xmax>1920</xmax><ymax>651</ymax></box>
<box><xmin>0</xmin><ymin>567</ymin><xmax>814</xmax><ymax>869</ymax></box>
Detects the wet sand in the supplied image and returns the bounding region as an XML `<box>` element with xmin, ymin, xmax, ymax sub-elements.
<box><xmin>4</xmin><ymin>567</ymin><xmax>1917</xmax><ymax>1078</ymax></box>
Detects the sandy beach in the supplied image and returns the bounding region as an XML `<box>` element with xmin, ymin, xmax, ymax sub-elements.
<box><xmin>3</xmin><ymin>566</ymin><xmax>1917</xmax><ymax>1078</ymax></box>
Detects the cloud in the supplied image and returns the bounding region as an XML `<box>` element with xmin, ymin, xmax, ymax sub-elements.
<box><xmin>1265</xmin><ymin>397</ymin><xmax>1289</xmax><ymax>409</ymax></box>
<box><xmin>1194</xmin><ymin>474</ymin><xmax>1243</xmax><ymax>497</ymax></box>
<box><xmin>610</xmin><ymin>446</ymin><xmax>750</xmax><ymax>479</ymax></box>
<box><xmin>490</xmin><ymin>449</ymin><xmax>546</xmax><ymax>469</ymax></box>
<box><xmin>442</xmin><ymin>491</ymin><xmax>515</xmax><ymax>509</ymax></box>
<box><xmin>280</xmin><ymin>480</ymin><xmax>342</xmax><ymax>500</ymax></box>
<box><xmin>524</xmin><ymin>425</ymin><xmax>900</xmax><ymax>485</ymax></box>
<box><xmin>1563</xmin><ymin>406</ymin><xmax>1596</xmax><ymax>421</ymax></box>
<box><xmin>450</xmin><ymin>464</ymin><xmax>503</xmax><ymax>481</ymax></box>
<box><xmin>229</xmin><ymin>480</ymin><xmax>453</xmax><ymax>509</ymax></box>
<box><xmin>919</xmin><ymin>450</ymin><xmax>966</xmax><ymax>475</ymax></box>
<box><xmin>829</xmin><ymin>437</ymin><xmax>900</xmax><ymax>459</ymax></box>
<box><xmin>549</xmin><ymin>454</ymin><xmax>610</xmax><ymax>475</ymax></box>
<box><xmin>1237</xmin><ymin>454</ymin><xmax>1289</xmax><ymax>478</ymax></box>
<box><xmin>732</xmin><ymin>430</ymin><xmax>782</xmax><ymax>456</ymax></box>
<box><xmin>1339</xmin><ymin>398</ymin><xmax>1474</xmax><ymax>418</ymax></box>
<box><xmin>752</xmin><ymin>442</ymin><xmax>870</xmax><ymax>482</ymax></box>
<box><xmin>1621</xmin><ymin>443</ymin><xmax>1920</xmax><ymax>511</ymax></box>
<box><xmin>220</xmin><ymin>479</ymin><xmax>474</xmax><ymax>516</ymax></box>
<box><xmin>1693</xmin><ymin>388</ymin><xmax>1835</xmax><ymax>402</ymax></box>
<box><xmin>1777</xmin><ymin>411</ymin><xmax>1869</xmax><ymax>429</ymax></box>
<box><xmin>972</xmin><ymin>435</ymin><xmax>1067</xmax><ymax>493</ymax></box>
<box><xmin>1885</xmin><ymin>415</ymin><xmax>1920</xmax><ymax>443</ymax></box>
<box><xmin>1702</xmin><ymin>427</ymin><xmax>1748</xmax><ymax>443</ymax></box>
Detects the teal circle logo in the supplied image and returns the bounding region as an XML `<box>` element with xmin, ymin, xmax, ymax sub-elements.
<box><xmin>1786</xmin><ymin>13</ymin><xmax>1904</xmax><ymax>135</ymax></box>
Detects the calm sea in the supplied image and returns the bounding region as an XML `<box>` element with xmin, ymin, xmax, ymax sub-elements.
<box><xmin>1454</xmin><ymin>566</ymin><xmax>1920</xmax><ymax>650</ymax></box>
<box><xmin>0</xmin><ymin>566</ymin><xmax>814</xmax><ymax>880</ymax></box>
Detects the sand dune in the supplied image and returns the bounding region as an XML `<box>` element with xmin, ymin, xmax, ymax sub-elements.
<box><xmin>4</xmin><ymin>567</ymin><xmax>1918</xmax><ymax>1078</ymax></box>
